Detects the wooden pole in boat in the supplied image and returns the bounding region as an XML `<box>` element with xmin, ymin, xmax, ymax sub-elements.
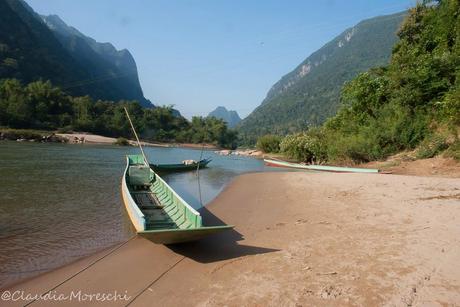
<box><xmin>124</xmin><ymin>107</ymin><xmax>148</xmax><ymax>166</ymax></box>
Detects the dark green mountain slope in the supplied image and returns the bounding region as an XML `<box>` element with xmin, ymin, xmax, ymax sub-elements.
<box><xmin>238</xmin><ymin>11</ymin><xmax>406</xmax><ymax>143</ymax></box>
<box><xmin>0</xmin><ymin>0</ymin><xmax>89</xmax><ymax>95</ymax></box>
<box><xmin>41</xmin><ymin>14</ymin><xmax>152</xmax><ymax>107</ymax></box>
<box><xmin>0</xmin><ymin>0</ymin><xmax>152</xmax><ymax>107</ymax></box>
<box><xmin>208</xmin><ymin>106</ymin><xmax>241</xmax><ymax>128</ymax></box>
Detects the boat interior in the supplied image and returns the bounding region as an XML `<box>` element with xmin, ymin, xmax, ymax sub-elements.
<box><xmin>127</xmin><ymin>160</ymin><xmax>198</xmax><ymax>231</ymax></box>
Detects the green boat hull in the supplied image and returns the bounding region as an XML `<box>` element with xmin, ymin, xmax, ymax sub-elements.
<box><xmin>122</xmin><ymin>155</ymin><xmax>232</xmax><ymax>244</ymax></box>
<box><xmin>264</xmin><ymin>158</ymin><xmax>379</xmax><ymax>173</ymax></box>
<box><xmin>149</xmin><ymin>158</ymin><xmax>211</xmax><ymax>172</ymax></box>
<box><xmin>139</xmin><ymin>225</ymin><xmax>233</xmax><ymax>244</ymax></box>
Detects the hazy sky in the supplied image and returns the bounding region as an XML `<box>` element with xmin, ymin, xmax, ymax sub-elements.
<box><xmin>26</xmin><ymin>0</ymin><xmax>415</xmax><ymax>119</ymax></box>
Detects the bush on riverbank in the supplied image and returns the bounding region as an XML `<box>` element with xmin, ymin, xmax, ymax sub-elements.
<box><xmin>415</xmin><ymin>132</ymin><xmax>450</xmax><ymax>159</ymax></box>
<box><xmin>444</xmin><ymin>140</ymin><xmax>460</xmax><ymax>161</ymax></box>
<box><xmin>114</xmin><ymin>137</ymin><xmax>130</xmax><ymax>146</ymax></box>
<box><xmin>0</xmin><ymin>128</ymin><xmax>67</xmax><ymax>142</ymax></box>
<box><xmin>256</xmin><ymin>135</ymin><xmax>281</xmax><ymax>153</ymax></box>
<box><xmin>280</xmin><ymin>129</ymin><xmax>328</xmax><ymax>163</ymax></box>
<box><xmin>0</xmin><ymin>128</ymin><xmax>43</xmax><ymax>141</ymax></box>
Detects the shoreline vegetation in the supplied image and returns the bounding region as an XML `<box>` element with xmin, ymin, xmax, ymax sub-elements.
<box><xmin>251</xmin><ymin>1</ymin><xmax>459</xmax><ymax>166</ymax></box>
<box><xmin>0</xmin><ymin>78</ymin><xmax>238</xmax><ymax>149</ymax></box>
<box><xmin>0</xmin><ymin>127</ymin><xmax>263</xmax><ymax>158</ymax></box>
<box><xmin>0</xmin><ymin>128</ymin><xmax>223</xmax><ymax>150</ymax></box>
<box><xmin>2</xmin><ymin>127</ymin><xmax>459</xmax><ymax>177</ymax></box>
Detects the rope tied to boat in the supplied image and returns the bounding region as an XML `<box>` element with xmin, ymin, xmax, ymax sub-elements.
<box><xmin>196</xmin><ymin>142</ymin><xmax>205</xmax><ymax>208</ymax></box>
<box><xmin>23</xmin><ymin>235</ymin><xmax>137</xmax><ymax>306</ymax></box>
<box><xmin>124</xmin><ymin>256</ymin><xmax>186</xmax><ymax>306</ymax></box>
<box><xmin>196</xmin><ymin>122</ymin><xmax>209</xmax><ymax>208</ymax></box>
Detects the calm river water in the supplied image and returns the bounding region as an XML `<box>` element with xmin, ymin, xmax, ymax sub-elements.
<box><xmin>0</xmin><ymin>141</ymin><xmax>279</xmax><ymax>287</ymax></box>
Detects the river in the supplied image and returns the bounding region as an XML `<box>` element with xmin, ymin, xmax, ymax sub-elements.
<box><xmin>0</xmin><ymin>141</ymin><xmax>280</xmax><ymax>288</ymax></box>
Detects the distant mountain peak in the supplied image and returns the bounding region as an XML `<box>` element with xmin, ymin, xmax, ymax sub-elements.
<box><xmin>38</xmin><ymin>12</ymin><xmax>153</xmax><ymax>107</ymax></box>
<box><xmin>214</xmin><ymin>106</ymin><xmax>228</xmax><ymax>112</ymax></box>
<box><xmin>208</xmin><ymin>106</ymin><xmax>241</xmax><ymax>128</ymax></box>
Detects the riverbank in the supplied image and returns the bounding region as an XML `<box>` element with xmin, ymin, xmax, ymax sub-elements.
<box><xmin>0</xmin><ymin>129</ymin><xmax>67</xmax><ymax>143</ymax></box>
<box><xmin>3</xmin><ymin>171</ymin><xmax>460</xmax><ymax>306</ymax></box>
<box><xmin>57</xmin><ymin>133</ymin><xmax>221</xmax><ymax>150</ymax></box>
<box><xmin>0</xmin><ymin>129</ymin><xmax>220</xmax><ymax>149</ymax></box>
<box><xmin>250</xmin><ymin>149</ymin><xmax>460</xmax><ymax>178</ymax></box>
<box><xmin>218</xmin><ymin>148</ymin><xmax>460</xmax><ymax>178</ymax></box>
<box><xmin>214</xmin><ymin>148</ymin><xmax>263</xmax><ymax>157</ymax></box>
<box><xmin>362</xmin><ymin>151</ymin><xmax>460</xmax><ymax>178</ymax></box>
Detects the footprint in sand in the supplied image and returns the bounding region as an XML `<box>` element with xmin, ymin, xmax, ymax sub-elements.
<box><xmin>295</xmin><ymin>219</ymin><xmax>308</xmax><ymax>225</ymax></box>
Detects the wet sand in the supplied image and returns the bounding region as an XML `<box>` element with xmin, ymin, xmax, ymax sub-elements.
<box><xmin>2</xmin><ymin>172</ymin><xmax>460</xmax><ymax>306</ymax></box>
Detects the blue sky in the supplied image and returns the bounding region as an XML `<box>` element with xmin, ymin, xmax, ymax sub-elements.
<box><xmin>26</xmin><ymin>0</ymin><xmax>415</xmax><ymax>119</ymax></box>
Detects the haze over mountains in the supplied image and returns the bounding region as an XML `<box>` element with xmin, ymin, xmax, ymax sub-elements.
<box><xmin>0</xmin><ymin>0</ymin><xmax>152</xmax><ymax>107</ymax></box>
<box><xmin>238</xmin><ymin>11</ymin><xmax>406</xmax><ymax>143</ymax></box>
<box><xmin>208</xmin><ymin>106</ymin><xmax>241</xmax><ymax>128</ymax></box>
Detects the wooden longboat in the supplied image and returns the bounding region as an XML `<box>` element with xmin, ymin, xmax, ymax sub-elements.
<box><xmin>264</xmin><ymin>158</ymin><xmax>379</xmax><ymax>173</ymax></box>
<box><xmin>122</xmin><ymin>154</ymin><xmax>233</xmax><ymax>244</ymax></box>
<box><xmin>149</xmin><ymin>158</ymin><xmax>211</xmax><ymax>172</ymax></box>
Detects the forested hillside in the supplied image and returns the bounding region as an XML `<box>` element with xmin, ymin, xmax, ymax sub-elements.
<box><xmin>238</xmin><ymin>11</ymin><xmax>406</xmax><ymax>143</ymax></box>
<box><xmin>0</xmin><ymin>0</ymin><xmax>152</xmax><ymax>106</ymax></box>
<box><xmin>274</xmin><ymin>0</ymin><xmax>459</xmax><ymax>163</ymax></box>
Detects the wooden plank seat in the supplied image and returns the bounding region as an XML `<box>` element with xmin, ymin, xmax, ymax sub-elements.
<box><xmin>132</xmin><ymin>193</ymin><xmax>164</xmax><ymax>209</ymax></box>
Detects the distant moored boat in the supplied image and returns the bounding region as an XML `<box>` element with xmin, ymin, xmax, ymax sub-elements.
<box><xmin>149</xmin><ymin>158</ymin><xmax>212</xmax><ymax>172</ymax></box>
<box><xmin>264</xmin><ymin>158</ymin><xmax>379</xmax><ymax>173</ymax></box>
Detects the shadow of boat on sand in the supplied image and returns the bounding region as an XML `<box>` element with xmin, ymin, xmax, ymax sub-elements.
<box><xmin>166</xmin><ymin>205</ymin><xmax>280</xmax><ymax>263</ymax></box>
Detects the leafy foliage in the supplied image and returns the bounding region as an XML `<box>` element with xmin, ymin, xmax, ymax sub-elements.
<box><xmin>256</xmin><ymin>135</ymin><xmax>282</xmax><ymax>153</ymax></box>
<box><xmin>416</xmin><ymin>133</ymin><xmax>449</xmax><ymax>159</ymax></box>
<box><xmin>114</xmin><ymin>137</ymin><xmax>130</xmax><ymax>146</ymax></box>
<box><xmin>0</xmin><ymin>79</ymin><xmax>238</xmax><ymax>148</ymax></box>
<box><xmin>279</xmin><ymin>129</ymin><xmax>328</xmax><ymax>163</ymax></box>
<box><xmin>0</xmin><ymin>128</ymin><xmax>47</xmax><ymax>141</ymax></box>
<box><xmin>276</xmin><ymin>0</ymin><xmax>460</xmax><ymax>163</ymax></box>
<box><xmin>444</xmin><ymin>140</ymin><xmax>460</xmax><ymax>160</ymax></box>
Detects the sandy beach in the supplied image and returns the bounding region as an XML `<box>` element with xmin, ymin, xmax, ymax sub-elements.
<box><xmin>56</xmin><ymin>133</ymin><xmax>219</xmax><ymax>150</ymax></box>
<box><xmin>2</xmin><ymin>171</ymin><xmax>460</xmax><ymax>306</ymax></box>
<box><xmin>56</xmin><ymin>133</ymin><xmax>169</xmax><ymax>147</ymax></box>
